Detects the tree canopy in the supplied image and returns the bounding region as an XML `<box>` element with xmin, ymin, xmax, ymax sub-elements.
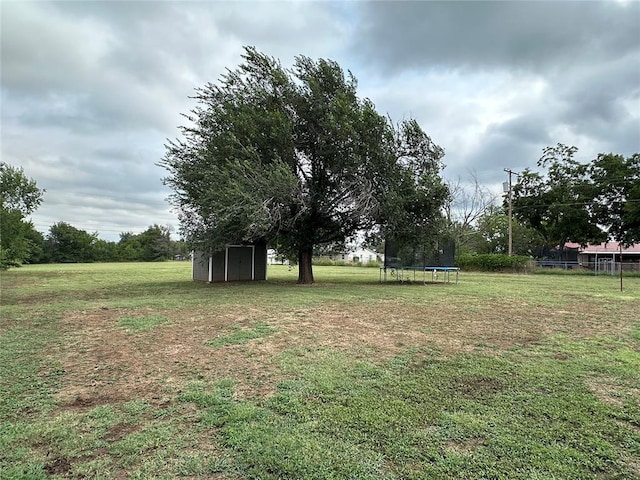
<box><xmin>118</xmin><ymin>224</ymin><xmax>175</xmax><ymax>262</ymax></box>
<box><xmin>161</xmin><ymin>48</ymin><xmax>448</xmax><ymax>283</ymax></box>
<box><xmin>0</xmin><ymin>162</ymin><xmax>45</xmax><ymax>269</ymax></box>
<box><xmin>511</xmin><ymin>144</ymin><xmax>639</xmax><ymax>256</ymax></box>
<box><xmin>0</xmin><ymin>162</ymin><xmax>43</xmax><ymax>216</ymax></box>
<box><xmin>589</xmin><ymin>152</ymin><xmax>640</xmax><ymax>247</ymax></box>
<box><xmin>45</xmin><ymin>222</ymin><xmax>99</xmax><ymax>263</ymax></box>
<box><xmin>444</xmin><ymin>172</ymin><xmax>499</xmax><ymax>255</ymax></box>
<box><xmin>470</xmin><ymin>205</ymin><xmax>542</xmax><ymax>256</ymax></box>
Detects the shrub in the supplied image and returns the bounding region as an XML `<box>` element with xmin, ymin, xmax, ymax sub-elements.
<box><xmin>312</xmin><ymin>258</ymin><xmax>352</xmax><ymax>267</ymax></box>
<box><xmin>362</xmin><ymin>261</ymin><xmax>381</xmax><ymax>268</ymax></box>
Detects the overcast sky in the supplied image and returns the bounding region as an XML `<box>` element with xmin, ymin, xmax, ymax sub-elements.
<box><xmin>2</xmin><ymin>1</ymin><xmax>639</xmax><ymax>241</ymax></box>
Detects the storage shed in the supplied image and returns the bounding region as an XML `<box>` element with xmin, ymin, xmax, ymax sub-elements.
<box><xmin>192</xmin><ymin>242</ymin><xmax>268</xmax><ymax>283</ymax></box>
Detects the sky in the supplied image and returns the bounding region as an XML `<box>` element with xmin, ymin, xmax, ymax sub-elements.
<box><xmin>2</xmin><ymin>0</ymin><xmax>639</xmax><ymax>242</ymax></box>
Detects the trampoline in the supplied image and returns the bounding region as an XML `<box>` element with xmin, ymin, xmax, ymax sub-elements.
<box><xmin>379</xmin><ymin>265</ymin><xmax>460</xmax><ymax>284</ymax></box>
<box><xmin>380</xmin><ymin>237</ymin><xmax>460</xmax><ymax>284</ymax></box>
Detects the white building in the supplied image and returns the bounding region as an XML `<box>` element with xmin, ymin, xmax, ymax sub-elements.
<box><xmin>319</xmin><ymin>246</ymin><xmax>383</xmax><ymax>264</ymax></box>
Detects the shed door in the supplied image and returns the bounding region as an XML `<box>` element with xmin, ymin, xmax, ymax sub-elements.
<box><xmin>227</xmin><ymin>247</ymin><xmax>253</xmax><ymax>281</ymax></box>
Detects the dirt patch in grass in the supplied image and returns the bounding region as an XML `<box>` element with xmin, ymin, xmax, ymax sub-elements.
<box><xmin>444</xmin><ymin>437</ymin><xmax>486</xmax><ymax>455</ymax></box>
<box><xmin>51</xmin><ymin>297</ymin><xmax>637</xmax><ymax>411</ymax></box>
<box><xmin>586</xmin><ymin>376</ymin><xmax>624</xmax><ymax>407</ymax></box>
<box><xmin>44</xmin><ymin>456</ymin><xmax>72</xmax><ymax>475</ymax></box>
<box><xmin>586</xmin><ymin>375</ymin><xmax>640</xmax><ymax>408</ymax></box>
<box><xmin>65</xmin><ymin>394</ymin><xmax>122</xmax><ymax>410</ymax></box>
<box><xmin>253</xmin><ymin>298</ymin><xmax>632</xmax><ymax>359</ymax></box>
<box><xmin>103</xmin><ymin>422</ymin><xmax>139</xmax><ymax>442</ymax></box>
<box><xmin>53</xmin><ymin>307</ymin><xmax>286</xmax><ymax>408</ymax></box>
<box><xmin>450</xmin><ymin>376</ymin><xmax>504</xmax><ymax>398</ymax></box>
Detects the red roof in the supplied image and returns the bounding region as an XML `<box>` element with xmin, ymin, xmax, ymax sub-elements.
<box><xmin>565</xmin><ymin>242</ymin><xmax>640</xmax><ymax>254</ymax></box>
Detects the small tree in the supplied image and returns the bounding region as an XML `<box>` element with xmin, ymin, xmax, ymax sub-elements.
<box><xmin>138</xmin><ymin>224</ymin><xmax>173</xmax><ymax>261</ymax></box>
<box><xmin>444</xmin><ymin>171</ymin><xmax>498</xmax><ymax>255</ymax></box>
<box><xmin>116</xmin><ymin>226</ymin><xmax>176</xmax><ymax>261</ymax></box>
<box><xmin>161</xmin><ymin>48</ymin><xmax>448</xmax><ymax>283</ymax></box>
<box><xmin>45</xmin><ymin>222</ymin><xmax>98</xmax><ymax>263</ymax></box>
<box><xmin>472</xmin><ymin>205</ymin><xmax>542</xmax><ymax>255</ymax></box>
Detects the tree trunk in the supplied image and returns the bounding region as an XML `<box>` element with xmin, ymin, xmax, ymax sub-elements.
<box><xmin>297</xmin><ymin>246</ymin><xmax>314</xmax><ymax>284</ymax></box>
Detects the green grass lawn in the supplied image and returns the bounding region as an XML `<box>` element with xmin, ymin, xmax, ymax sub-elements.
<box><xmin>1</xmin><ymin>262</ymin><xmax>639</xmax><ymax>479</ymax></box>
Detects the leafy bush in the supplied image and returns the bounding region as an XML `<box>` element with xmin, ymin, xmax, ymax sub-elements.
<box><xmin>361</xmin><ymin>261</ymin><xmax>381</xmax><ymax>268</ymax></box>
<box><xmin>457</xmin><ymin>253</ymin><xmax>530</xmax><ymax>272</ymax></box>
<box><xmin>312</xmin><ymin>258</ymin><xmax>340</xmax><ymax>266</ymax></box>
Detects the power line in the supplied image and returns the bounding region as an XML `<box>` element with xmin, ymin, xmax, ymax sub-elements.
<box><xmin>511</xmin><ymin>198</ymin><xmax>640</xmax><ymax>210</ymax></box>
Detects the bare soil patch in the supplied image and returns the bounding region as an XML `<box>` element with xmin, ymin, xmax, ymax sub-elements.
<box><xmin>43</xmin><ymin>456</ymin><xmax>72</xmax><ymax>475</ymax></box>
<box><xmin>53</xmin><ymin>307</ymin><xmax>287</xmax><ymax>408</ymax></box>
<box><xmin>586</xmin><ymin>375</ymin><xmax>640</xmax><ymax>408</ymax></box>
<box><xmin>450</xmin><ymin>376</ymin><xmax>504</xmax><ymax>399</ymax></box>
<box><xmin>103</xmin><ymin>422</ymin><xmax>139</xmax><ymax>442</ymax></box>
<box><xmin>51</xmin><ymin>297</ymin><xmax>637</xmax><ymax>411</ymax></box>
<box><xmin>444</xmin><ymin>437</ymin><xmax>486</xmax><ymax>454</ymax></box>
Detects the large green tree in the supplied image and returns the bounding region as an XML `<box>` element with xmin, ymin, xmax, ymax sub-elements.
<box><xmin>161</xmin><ymin>48</ymin><xmax>448</xmax><ymax>283</ymax></box>
<box><xmin>589</xmin><ymin>152</ymin><xmax>640</xmax><ymax>246</ymax></box>
<box><xmin>511</xmin><ymin>144</ymin><xmax>605</xmax><ymax>259</ymax></box>
<box><xmin>137</xmin><ymin>224</ymin><xmax>173</xmax><ymax>261</ymax></box>
<box><xmin>0</xmin><ymin>162</ymin><xmax>45</xmax><ymax>269</ymax></box>
<box><xmin>117</xmin><ymin>232</ymin><xmax>143</xmax><ymax>261</ymax></box>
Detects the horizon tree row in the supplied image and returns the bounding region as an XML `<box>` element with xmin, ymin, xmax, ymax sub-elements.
<box><xmin>1</xmin><ymin>163</ymin><xmax>188</xmax><ymax>268</ymax></box>
<box><xmin>27</xmin><ymin>222</ymin><xmax>188</xmax><ymax>265</ymax></box>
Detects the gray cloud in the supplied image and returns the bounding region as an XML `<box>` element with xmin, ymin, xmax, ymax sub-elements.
<box><xmin>353</xmin><ymin>1</ymin><xmax>639</xmax><ymax>73</ymax></box>
<box><xmin>552</xmin><ymin>50</ymin><xmax>640</xmax><ymax>154</ymax></box>
<box><xmin>2</xmin><ymin>1</ymin><xmax>351</xmax><ymax>240</ymax></box>
<box><xmin>495</xmin><ymin>115</ymin><xmax>552</xmax><ymax>147</ymax></box>
<box><xmin>351</xmin><ymin>1</ymin><xmax>639</xmax><ymax>187</ymax></box>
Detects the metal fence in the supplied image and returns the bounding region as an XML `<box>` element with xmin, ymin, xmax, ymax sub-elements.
<box><xmin>533</xmin><ymin>260</ymin><xmax>640</xmax><ymax>274</ymax></box>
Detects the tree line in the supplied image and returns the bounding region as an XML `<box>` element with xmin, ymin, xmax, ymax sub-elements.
<box><xmin>34</xmin><ymin>222</ymin><xmax>189</xmax><ymax>264</ymax></box>
<box><xmin>0</xmin><ymin>163</ymin><xmax>187</xmax><ymax>269</ymax></box>
<box><xmin>2</xmin><ymin>145</ymin><xmax>638</xmax><ymax>270</ymax></box>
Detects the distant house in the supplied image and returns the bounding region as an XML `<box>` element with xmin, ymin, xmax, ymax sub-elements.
<box><xmin>267</xmin><ymin>249</ymin><xmax>290</xmax><ymax>265</ymax></box>
<box><xmin>317</xmin><ymin>246</ymin><xmax>383</xmax><ymax>264</ymax></box>
<box><xmin>566</xmin><ymin>242</ymin><xmax>640</xmax><ymax>273</ymax></box>
<box><xmin>192</xmin><ymin>241</ymin><xmax>267</xmax><ymax>282</ymax></box>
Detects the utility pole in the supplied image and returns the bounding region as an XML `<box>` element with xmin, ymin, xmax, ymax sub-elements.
<box><xmin>503</xmin><ymin>169</ymin><xmax>518</xmax><ymax>256</ymax></box>
<box><xmin>620</xmin><ymin>242</ymin><xmax>623</xmax><ymax>292</ymax></box>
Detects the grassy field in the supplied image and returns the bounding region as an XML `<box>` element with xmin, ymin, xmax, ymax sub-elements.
<box><xmin>1</xmin><ymin>262</ymin><xmax>639</xmax><ymax>479</ymax></box>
